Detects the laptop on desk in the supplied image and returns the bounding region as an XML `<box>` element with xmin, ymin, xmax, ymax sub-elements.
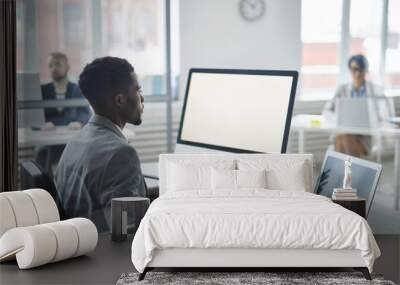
<box><xmin>336</xmin><ymin>97</ymin><xmax>379</xmax><ymax>129</ymax></box>
<box><xmin>336</xmin><ymin>98</ymin><xmax>379</xmax><ymax>129</ymax></box>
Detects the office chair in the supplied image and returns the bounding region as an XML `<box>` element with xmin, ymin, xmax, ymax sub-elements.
<box><xmin>20</xmin><ymin>160</ymin><xmax>65</xmax><ymax>219</ymax></box>
<box><xmin>143</xmin><ymin>177</ymin><xmax>159</xmax><ymax>202</ymax></box>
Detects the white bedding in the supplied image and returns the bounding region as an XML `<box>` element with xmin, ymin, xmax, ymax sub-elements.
<box><xmin>131</xmin><ymin>190</ymin><xmax>380</xmax><ymax>273</ymax></box>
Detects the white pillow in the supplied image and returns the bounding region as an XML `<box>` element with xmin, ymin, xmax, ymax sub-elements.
<box><xmin>236</xmin><ymin>169</ymin><xmax>267</xmax><ymax>189</ymax></box>
<box><xmin>168</xmin><ymin>163</ymin><xmax>211</xmax><ymax>191</ymax></box>
<box><xmin>238</xmin><ymin>159</ymin><xmax>308</xmax><ymax>191</ymax></box>
<box><xmin>167</xmin><ymin>160</ymin><xmax>236</xmax><ymax>192</ymax></box>
<box><xmin>211</xmin><ymin>169</ymin><xmax>268</xmax><ymax>190</ymax></box>
<box><xmin>266</xmin><ymin>162</ymin><xmax>306</xmax><ymax>191</ymax></box>
<box><xmin>211</xmin><ymin>168</ymin><xmax>236</xmax><ymax>190</ymax></box>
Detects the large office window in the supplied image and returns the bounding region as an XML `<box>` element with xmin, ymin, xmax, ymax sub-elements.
<box><xmin>101</xmin><ymin>0</ymin><xmax>167</xmax><ymax>96</ymax></box>
<box><xmin>386</xmin><ymin>0</ymin><xmax>400</xmax><ymax>95</ymax></box>
<box><xmin>35</xmin><ymin>0</ymin><xmax>90</xmax><ymax>83</ymax></box>
<box><xmin>300</xmin><ymin>0</ymin><xmax>342</xmax><ymax>100</ymax></box>
<box><xmin>19</xmin><ymin>0</ymin><xmax>166</xmax><ymax>96</ymax></box>
<box><xmin>301</xmin><ymin>0</ymin><xmax>398</xmax><ymax>100</ymax></box>
<box><xmin>349</xmin><ymin>0</ymin><xmax>383</xmax><ymax>84</ymax></box>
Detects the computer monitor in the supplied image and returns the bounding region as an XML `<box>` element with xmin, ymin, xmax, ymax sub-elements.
<box><xmin>17</xmin><ymin>73</ymin><xmax>45</xmax><ymax>128</ymax></box>
<box><xmin>176</xmin><ymin>68</ymin><xmax>298</xmax><ymax>153</ymax></box>
<box><xmin>315</xmin><ymin>150</ymin><xmax>382</xmax><ymax>217</ymax></box>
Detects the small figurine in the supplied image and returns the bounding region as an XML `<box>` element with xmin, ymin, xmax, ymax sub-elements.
<box><xmin>342</xmin><ymin>156</ymin><xmax>352</xmax><ymax>189</ymax></box>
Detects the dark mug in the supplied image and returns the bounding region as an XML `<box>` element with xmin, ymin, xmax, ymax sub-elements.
<box><xmin>111</xmin><ymin>197</ymin><xmax>150</xmax><ymax>242</ymax></box>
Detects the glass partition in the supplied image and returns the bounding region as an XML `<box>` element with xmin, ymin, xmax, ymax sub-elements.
<box><xmin>349</xmin><ymin>0</ymin><xmax>383</xmax><ymax>84</ymax></box>
<box><xmin>385</xmin><ymin>0</ymin><xmax>400</xmax><ymax>95</ymax></box>
<box><xmin>16</xmin><ymin>0</ymin><xmax>173</xmax><ymax>178</ymax></box>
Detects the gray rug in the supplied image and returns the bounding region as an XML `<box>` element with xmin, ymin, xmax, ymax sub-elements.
<box><xmin>116</xmin><ymin>272</ymin><xmax>396</xmax><ymax>285</ymax></box>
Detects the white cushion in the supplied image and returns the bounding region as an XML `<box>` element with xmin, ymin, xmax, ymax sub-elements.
<box><xmin>266</xmin><ymin>163</ymin><xmax>306</xmax><ymax>191</ymax></box>
<box><xmin>23</xmin><ymin>189</ymin><xmax>60</xmax><ymax>224</ymax></box>
<box><xmin>237</xmin><ymin>157</ymin><xmax>311</xmax><ymax>192</ymax></box>
<box><xmin>0</xmin><ymin>189</ymin><xmax>60</xmax><ymax>238</ymax></box>
<box><xmin>42</xmin><ymin>221</ymin><xmax>79</xmax><ymax>262</ymax></box>
<box><xmin>0</xmin><ymin>218</ymin><xmax>98</xmax><ymax>269</ymax></box>
<box><xmin>159</xmin><ymin>154</ymin><xmax>313</xmax><ymax>195</ymax></box>
<box><xmin>236</xmin><ymin>169</ymin><xmax>267</xmax><ymax>189</ymax></box>
<box><xmin>211</xmin><ymin>168</ymin><xmax>236</xmax><ymax>190</ymax></box>
<box><xmin>0</xmin><ymin>225</ymin><xmax>58</xmax><ymax>269</ymax></box>
<box><xmin>0</xmin><ymin>196</ymin><xmax>17</xmax><ymax>237</ymax></box>
<box><xmin>211</xmin><ymin>169</ymin><xmax>268</xmax><ymax>190</ymax></box>
<box><xmin>0</xmin><ymin>189</ymin><xmax>98</xmax><ymax>269</ymax></box>
<box><xmin>0</xmin><ymin>191</ymin><xmax>39</xmax><ymax>227</ymax></box>
<box><xmin>65</xmin><ymin>218</ymin><xmax>98</xmax><ymax>257</ymax></box>
<box><xmin>167</xmin><ymin>159</ymin><xmax>235</xmax><ymax>192</ymax></box>
<box><xmin>168</xmin><ymin>163</ymin><xmax>210</xmax><ymax>191</ymax></box>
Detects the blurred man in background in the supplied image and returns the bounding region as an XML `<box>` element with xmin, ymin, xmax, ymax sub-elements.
<box><xmin>41</xmin><ymin>52</ymin><xmax>91</xmax><ymax>129</ymax></box>
<box><xmin>35</xmin><ymin>52</ymin><xmax>91</xmax><ymax>175</ymax></box>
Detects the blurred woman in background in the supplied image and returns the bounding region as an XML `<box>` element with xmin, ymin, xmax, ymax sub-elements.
<box><xmin>322</xmin><ymin>54</ymin><xmax>393</xmax><ymax>157</ymax></box>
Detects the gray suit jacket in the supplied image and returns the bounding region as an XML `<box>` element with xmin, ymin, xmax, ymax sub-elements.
<box><xmin>55</xmin><ymin>115</ymin><xmax>146</xmax><ymax>232</ymax></box>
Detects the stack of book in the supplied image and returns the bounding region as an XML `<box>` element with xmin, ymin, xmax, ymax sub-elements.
<box><xmin>332</xmin><ymin>188</ymin><xmax>358</xmax><ymax>200</ymax></box>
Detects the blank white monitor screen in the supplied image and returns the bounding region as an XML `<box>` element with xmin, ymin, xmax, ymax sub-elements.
<box><xmin>178</xmin><ymin>69</ymin><xmax>298</xmax><ymax>153</ymax></box>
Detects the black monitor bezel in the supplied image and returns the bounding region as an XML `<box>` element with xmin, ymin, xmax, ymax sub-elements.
<box><xmin>177</xmin><ymin>68</ymin><xmax>299</xmax><ymax>153</ymax></box>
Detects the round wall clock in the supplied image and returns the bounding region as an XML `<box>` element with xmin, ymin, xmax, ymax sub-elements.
<box><xmin>239</xmin><ymin>0</ymin><xmax>266</xmax><ymax>22</ymax></box>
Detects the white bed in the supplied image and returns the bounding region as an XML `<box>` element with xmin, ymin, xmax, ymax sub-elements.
<box><xmin>131</xmin><ymin>154</ymin><xmax>380</xmax><ymax>280</ymax></box>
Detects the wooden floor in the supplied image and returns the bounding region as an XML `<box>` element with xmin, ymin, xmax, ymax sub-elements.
<box><xmin>0</xmin><ymin>234</ymin><xmax>399</xmax><ymax>285</ymax></box>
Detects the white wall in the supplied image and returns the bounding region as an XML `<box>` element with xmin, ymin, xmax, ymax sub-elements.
<box><xmin>179</xmin><ymin>0</ymin><xmax>302</xmax><ymax>95</ymax></box>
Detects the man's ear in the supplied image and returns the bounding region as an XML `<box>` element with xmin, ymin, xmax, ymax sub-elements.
<box><xmin>114</xmin><ymin>93</ymin><xmax>126</xmax><ymax>107</ymax></box>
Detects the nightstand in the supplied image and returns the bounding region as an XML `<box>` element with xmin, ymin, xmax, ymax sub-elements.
<box><xmin>332</xmin><ymin>198</ymin><xmax>366</xmax><ymax>218</ymax></box>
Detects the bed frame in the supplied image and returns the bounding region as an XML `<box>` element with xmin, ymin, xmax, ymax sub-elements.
<box><xmin>138</xmin><ymin>248</ymin><xmax>371</xmax><ymax>280</ymax></box>
<box><xmin>137</xmin><ymin>154</ymin><xmax>373</xmax><ymax>281</ymax></box>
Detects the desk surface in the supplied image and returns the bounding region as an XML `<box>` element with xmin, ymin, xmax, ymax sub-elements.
<box><xmin>292</xmin><ymin>114</ymin><xmax>400</xmax><ymax>136</ymax></box>
<box><xmin>0</xmin><ymin>233</ymin><xmax>134</xmax><ymax>285</ymax></box>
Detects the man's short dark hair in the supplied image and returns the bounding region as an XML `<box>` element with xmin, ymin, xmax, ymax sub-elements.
<box><xmin>79</xmin><ymin>57</ymin><xmax>134</xmax><ymax>106</ymax></box>
<box><xmin>50</xmin><ymin>52</ymin><xmax>68</xmax><ymax>63</ymax></box>
<box><xmin>348</xmin><ymin>54</ymin><xmax>369</xmax><ymax>72</ymax></box>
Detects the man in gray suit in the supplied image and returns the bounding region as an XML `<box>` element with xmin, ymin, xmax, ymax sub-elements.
<box><xmin>55</xmin><ymin>57</ymin><xmax>146</xmax><ymax>232</ymax></box>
